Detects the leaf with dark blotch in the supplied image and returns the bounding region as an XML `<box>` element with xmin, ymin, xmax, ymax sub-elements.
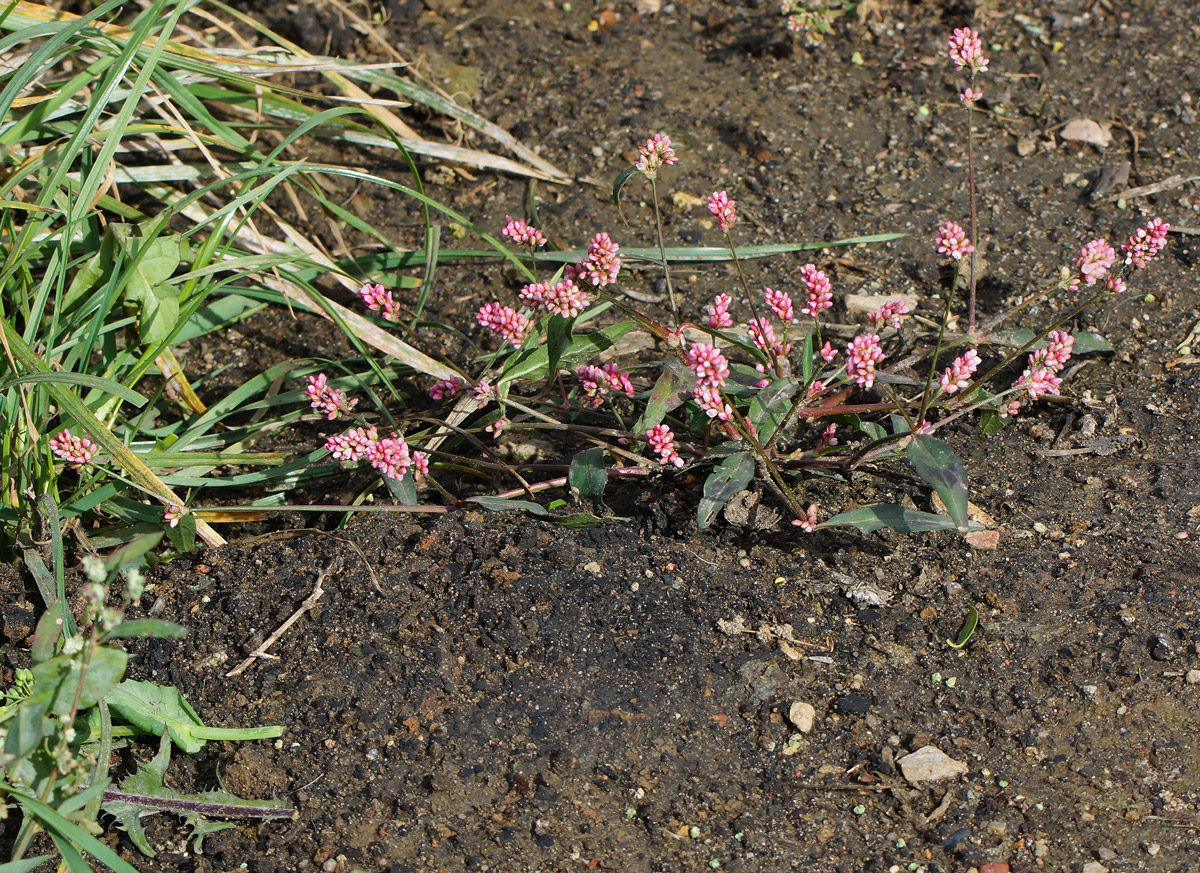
<box><xmin>697</xmin><ymin>451</ymin><xmax>755</xmax><ymax>530</ymax></box>
<box><xmin>569</xmin><ymin>447</ymin><xmax>608</xmax><ymax>500</ymax></box>
<box><xmin>907</xmin><ymin>435</ymin><xmax>969</xmax><ymax>531</ymax></box>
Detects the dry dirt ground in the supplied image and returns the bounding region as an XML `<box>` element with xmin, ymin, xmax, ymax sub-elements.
<box><xmin>4</xmin><ymin>1</ymin><xmax>1200</xmax><ymax>871</ymax></box>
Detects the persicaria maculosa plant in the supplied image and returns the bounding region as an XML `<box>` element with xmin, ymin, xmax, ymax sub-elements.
<box><xmin>308</xmin><ymin>31</ymin><xmax>1169</xmax><ymax>537</ymax></box>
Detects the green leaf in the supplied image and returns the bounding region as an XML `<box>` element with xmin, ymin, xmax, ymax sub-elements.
<box><xmin>497</xmin><ymin>321</ymin><xmax>638</xmax><ymax>390</ymax></box>
<box><xmin>800</xmin><ymin>330</ymin><xmax>814</xmax><ymax>383</ymax></box>
<box><xmin>545</xmin><ymin>314</ymin><xmax>574</xmax><ymax>381</ymax></box>
<box><xmin>907</xmin><ymin>434</ymin><xmax>969</xmax><ymax>531</ymax></box>
<box><xmin>633</xmin><ymin>358</ymin><xmax>692</xmax><ymax>433</ymax></box>
<box><xmin>747</xmin><ymin>377</ymin><xmax>798</xmax><ymax>444</ymax></box>
<box><xmin>29</xmin><ymin>647</ymin><xmax>128</xmax><ymax>716</ymax></box>
<box><xmin>547</xmin><ymin>512</ymin><xmax>631</xmax><ymax>529</ymax></box>
<box><xmin>62</xmin><ymin>229</ymin><xmax>118</xmax><ymax>310</ymax></box>
<box><xmin>5</xmin><ymin>788</ymin><xmax>141</xmax><ymax>873</ymax></box>
<box><xmin>30</xmin><ymin>604</ymin><xmax>66</xmax><ymax>665</ymax></box>
<box><xmin>947</xmin><ymin>604</ymin><xmax>980</xmax><ymax>649</ymax></box>
<box><xmin>821</xmin><ymin>504</ymin><xmax>979</xmax><ymax>534</ymax></box>
<box><xmin>697</xmin><ymin>451</ymin><xmax>755</xmax><ymax>530</ymax></box>
<box><xmin>117</xmin><ymin>230</ymin><xmax>183</xmax><ymax>345</ymax></box>
<box><xmin>4</xmin><ymin>700</ymin><xmax>48</xmax><ymax>760</ymax></box>
<box><xmin>568</xmin><ymin>447</ymin><xmax>608</xmax><ymax>500</ymax></box>
<box><xmin>988</xmin><ymin>329</ymin><xmax>1111</xmax><ymax>354</ymax></box>
<box><xmin>977</xmin><ymin>409</ymin><xmax>1006</xmax><ymax>438</ymax></box>
<box><xmin>100</xmin><ymin>619</ymin><xmax>187</xmax><ymax>642</ymax></box>
<box><xmin>165</xmin><ymin>510</ymin><xmax>197</xmax><ymax>552</ymax></box>
<box><xmin>105</xmin><ymin>680</ymin><xmax>282</xmax><ymax>754</ymax></box>
<box><xmin>0</xmin><ymin>856</ymin><xmax>55</xmax><ymax>873</ymax></box>
<box><xmin>465</xmin><ymin>496</ymin><xmax>549</xmax><ymax>516</ymax></box>
<box><xmin>611</xmin><ymin>167</ymin><xmax>640</xmax><ymax>208</ymax></box>
<box><xmin>833</xmin><ymin>413</ymin><xmax>887</xmax><ymax>442</ymax></box>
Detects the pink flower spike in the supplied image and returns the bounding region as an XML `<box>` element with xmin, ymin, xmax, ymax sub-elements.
<box><xmin>948</xmin><ymin>26</ymin><xmax>988</xmax><ymax>73</ymax></box>
<box><xmin>959</xmin><ymin>87</ymin><xmax>983</xmax><ymax>107</ymax></box>
<box><xmin>819</xmin><ymin>341</ymin><xmax>838</xmax><ymax>363</ymax></box>
<box><xmin>692</xmin><ymin>384</ymin><xmax>733</xmax><ymax>421</ymax></box>
<box><xmin>815</xmin><ymin>423</ymin><xmax>837</xmax><ymax>450</ymax></box>
<box><xmin>49</xmin><ymin>429</ymin><xmax>98</xmax><ymax>469</ymax></box>
<box><xmin>685</xmin><ymin>343</ymin><xmax>730</xmax><ymax>388</ymax></box>
<box><xmin>870</xmin><ymin>299</ymin><xmax>910</xmax><ymax>330</ymax></box>
<box><xmin>476</xmin><ymin>302</ymin><xmax>533</xmax><ymax>347</ymax></box>
<box><xmin>366</xmin><ymin>434</ymin><xmax>414</xmax><ymax>480</ymax></box>
<box><xmin>845</xmin><ymin>333</ymin><xmax>884</xmax><ymax>389</ymax></box>
<box><xmin>998</xmin><ymin>398</ymin><xmax>1021</xmax><ymax>419</ymax></box>
<box><xmin>798</xmin><ymin>264</ymin><xmax>833</xmax><ymax>318</ymax></box>
<box><xmin>163</xmin><ymin>503</ymin><xmax>187</xmax><ymax>528</ymax></box>
<box><xmin>305</xmin><ymin>373</ymin><xmax>357</xmax><ymax>420</ymax></box>
<box><xmin>412</xmin><ymin>451</ymin><xmax>429</xmax><ymax>481</ymax></box>
<box><xmin>325</xmin><ymin>425</ymin><xmax>378</xmax><ymax>461</ymax></box>
<box><xmin>1121</xmin><ymin>218</ymin><xmax>1170</xmax><ymax>269</ymax></box>
<box><xmin>792</xmin><ymin>503</ymin><xmax>819</xmax><ymax>532</ymax></box>
<box><xmin>356</xmin><ymin>282</ymin><xmax>401</xmax><ymax>322</ymax></box>
<box><xmin>706</xmin><ymin>293</ymin><xmax>734</xmax><ymax>329</ymax></box>
<box><xmin>935</xmin><ymin>221</ymin><xmax>974</xmax><ymax>261</ymax></box>
<box><xmin>485</xmin><ymin>417</ymin><xmax>509</xmax><ymax>439</ymax></box>
<box><xmin>500</xmin><ymin>215</ymin><xmax>547</xmax><ymax>248</ymax></box>
<box><xmin>1015</xmin><ymin>366</ymin><xmax>1062</xmax><ymax>401</ymax></box>
<box><xmin>747</xmin><ymin>317</ymin><xmax>778</xmax><ymax>353</ymax></box>
<box><xmin>1072</xmin><ymin>239</ymin><xmax>1116</xmax><ymax>286</ymax></box>
<box><xmin>543</xmin><ymin>277</ymin><xmax>591</xmax><ymax>318</ymax></box>
<box><xmin>707</xmin><ymin>191</ymin><xmax>738</xmax><ymax>233</ymax></box>
<box><xmin>646</xmin><ymin>423</ymin><xmax>685</xmax><ymax>468</ymax></box>
<box><xmin>429</xmin><ymin>376</ymin><xmax>467</xmax><ymax>401</ymax></box>
<box><xmin>764</xmin><ymin>287</ymin><xmax>795</xmax><ymax>323</ymax></box>
<box><xmin>939</xmin><ymin>348</ymin><xmax>981</xmax><ymax>394</ymax></box>
<box><xmin>1106</xmin><ymin>274</ymin><xmax>1126</xmax><ymax>294</ymax></box>
<box><xmin>635</xmin><ymin>133</ymin><xmax>678</xmax><ymax>178</ymax></box>
<box><xmin>577</xmin><ymin>232</ymin><xmax>622</xmax><ymax>286</ymax></box>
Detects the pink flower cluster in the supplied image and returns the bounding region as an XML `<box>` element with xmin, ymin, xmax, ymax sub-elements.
<box><xmin>501</xmin><ymin>215</ymin><xmax>547</xmax><ymax>248</ymax></box>
<box><xmin>798</xmin><ymin>264</ymin><xmax>832</xmax><ymax>318</ymax></box>
<box><xmin>635</xmin><ymin>133</ymin><xmax>678</xmax><ymax>177</ymax></box>
<box><xmin>948</xmin><ymin>27</ymin><xmax>988</xmax><ymax>74</ymax></box>
<box><xmin>1122</xmin><ymin>218</ymin><xmax>1169</xmax><ymax>269</ymax></box>
<box><xmin>686</xmin><ymin>342</ymin><xmax>733</xmax><ymax>420</ymax></box>
<box><xmin>305</xmin><ymin>374</ymin><xmax>357</xmax><ymax>420</ymax></box>
<box><xmin>1004</xmin><ymin>330</ymin><xmax>1074</xmax><ymax>417</ymax></box>
<box><xmin>645</xmin><ymin>423</ymin><xmax>684</xmax><ymax>467</ymax></box>
<box><xmin>935</xmin><ymin>221</ymin><xmax>974</xmax><ymax>261</ymax></box>
<box><xmin>163</xmin><ymin>503</ymin><xmax>188</xmax><ymax>528</ymax></box>
<box><xmin>477</xmin><ymin>302</ymin><xmax>533</xmax><ymax>347</ymax></box>
<box><xmin>940</xmin><ymin>348</ymin><xmax>981</xmax><ymax>394</ymax></box>
<box><xmin>326</xmin><ymin>425</ymin><xmax>428</xmax><ymax>481</ymax></box>
<box><xmin>356</xmin><ymin>283</ymin><xmax>401</xmax><ymax>322</ymax></box>
<box><xmin>49</xmin><ymin>429</ymin><xmax>97</xmax><ymax>469</ymax></box>
<box><xmin>519</xmin><ymin>277</ymin><xmax>592</xmax><ymax>318</ymax></box>
<box><xmin>959</xmin><ymin>87</ymin><xmax>983</xmax><ymax>107</ymax></box>
<box><xmin>707</xmin><ymin>191</ymin><xmax>738</xmax><ymax>233</ymax></box>
<box><xmin>1028</xmin><ymin>330</ymin><xmax>1074</xmax><ymax>373</ymax></box>
<box><xmin>428</xmin><ymin>376</ymin><xmax>467</xmax><ymax>401</ymax></box>
<box><xmin>576</xmin><ymin>363</ymin><xmax>635</xmax><ymax>407</ymax></box>
<box><xmin>870</xmin><ymin>299</ymin><xmax>910</xmax><ymax>330</ymax></box>
<box><xmin>571</xmin><ymin>232</ymin><xmax>622</xmax><ymax>286</ymax></box>
<box><xmin>1072</xmin><ymin>238</ymin><xmax>1116</xmax><ymax>287</ymax></box>
<box><xmin>793</xmin><ymin>503</ymin><xmax>819</xmax><ymax>532</ymax></box>
<box><xmin>845</xmin><ymin>333</ymin><xmax>884</xmax><ymax>389</ymax></box>
<box><xmin>706</xmin><ymin>293</ymin><xmax>734</xmax><ymax>329</ymax></box>
<box><xmin>764</xmin><ymin>287</ymin><xmax>794</xmax><ymax>323</ymax></box>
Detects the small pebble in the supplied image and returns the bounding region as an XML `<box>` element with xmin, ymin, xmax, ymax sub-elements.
<box><xmin>1185</xmin><ymin>669</ymin><xmax>1200</xmax><ymax>685</ymax></box>
<box><xmin>788</xmin><ymin>701</ymin><xmax>816</xmax><ymax>733</ymax></box>
<box><xmin>1145</xmin><ymin>842</ymin><xmax>1160</xmax><ymax>856</ymax></box>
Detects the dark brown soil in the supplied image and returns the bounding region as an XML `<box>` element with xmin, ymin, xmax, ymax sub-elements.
<box><xmin>5</xmin><ymin>1</ymin><xmax>1200</xmax><ymax>872</ymax></box>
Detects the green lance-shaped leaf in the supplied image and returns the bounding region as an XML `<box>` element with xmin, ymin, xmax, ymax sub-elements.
<box><xmin>697</xmin><ymin>450</ymin><xmax>755</xmax><ymax>530</ymax></box>
<box><xmin>820</xmin><ymin>505</ymin><xmax>972</xmax><ymax>535</ymax></box>
<box><xmin>907</xmin><ymin>434</ymin><xmax>969</xmax><ymax>532</ymax></box>
<box><xmin>747</xmin><ymin>376</ymin><xmax>798</xmax><ymax>444</ymax></box>
<box><xmin>569</xmin><ymin>447</ymin><xmax>609</xmax><ymax>500</ymax></box>
<box><xmin>28</xmin><ymin>647</ymin><xmax>129</xmax><ymax>716</ymax></box>
<box><xmin>106</xmin><ymin>680</ymin><xmax>282</xmax><ymax>754</ymax></box>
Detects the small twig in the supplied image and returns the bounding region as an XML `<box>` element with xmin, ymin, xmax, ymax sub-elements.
<box><xmin>226</xmin><ymin>555</ymin><xmax>343</xmax><ymax>678</ymax></box>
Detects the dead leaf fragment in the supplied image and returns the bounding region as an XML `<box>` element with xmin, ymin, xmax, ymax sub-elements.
<box><xmin>964</xmin><ymin>530</ymin><xmax>1001</xmax><ymax>550</ymax></box>
<box><xmin>672</xmin><ymin>191</ymin><xmax>704</xmax><ymax>209</ymax></box>
<box><xmin>899</xmin><ymin>744</ymin><xmax>969</xmax><ymax>786</ymax></box>
<box><xmin>1060</xmin><ymin>118</ymin><xmax>1111</xmax><ymax>149</ymax></box>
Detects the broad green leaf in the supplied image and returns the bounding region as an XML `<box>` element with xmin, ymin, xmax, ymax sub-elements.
<box><xmin>545</xmin><ymin>313</ymin><xmax>574</xmax><ymax>380</ymax></box>
<box><xmin>988</xmin><ymin>329</ymin><xmax>1112</xmax><ymax>354</ymax></box>
<box><xmin>833</xmin><ymin>413</ymin><xmax>887</xmax><ymax>442</ymax></box>
<box><xmin>106</xmin><ymin>680</ymin><xmax>282</xmax><ymax>754</ymax></box>
<box><xmin>0</xmin><ymin>856</ymin><xmax>55</xmax><ymax>873</ymax></box>
<box><xmin>30</xmin><ymin>605</ymin><xmax>66</xmax><ymax>665</ymax></box>
<box><xmin>821</xmin><ymin>504</ymin><xmax>976</xmax><ymax>534</ymax></box>
<box><xmin>118</xmin><ymin>231</ymin><xmax>183</xmax><ymax>344</ymax></box>
<box><xmin>568</xmin><ymin>447</ymin><xmax>608</xmax><ymax>500</ymax></box>
<box><xmin>697</xmin><ymin>451</ymin><xmax>755</xmax><ymax>530</ymax></box>
<box><xmin>497</xmin><ymin>321</ymin><xmax>637</xmax><ymax>390</ymax></box>
<box><xmin>62</xmin><ymin>230</ymin><xmax>118</xmax><ymax>309</ymax></box>
<box><xmin>4</xmin><ymin>700</ymin><xmax>49</xmax><ymax>760</ymax></box>
<box><xmin>164</xmin><ymin>509</ymin><xmax>198</xmax><ymax>553</ymax></box>
<box><xmin>907</xmin><ymin>435</ymin><xmax>969</xmax><ymax>532</ymax></box>
<box><xmin>465</xmin><ymin>496</ymin><xmax>549</xmax><ymax>516</ymax></box>
<box><xmin>800</xmin><ymin>330</ymin><xmax>814</xmax><ymax>383</ymax></box>
<box><xmin>748</xmin><ymin>377</ymin><xmax>798</xmax><ymax>444</ymax></box>
<box><xmin>977</xmin><ymin>409</ymin><xmax>1006</xmax><ymax>438</ymax></box>
<box><xmin>633</xmin><ymin>358</ymin><xmax>692</xmax><ymax>433</ymax></box>
<box><xmin>29</xmin><ymin>647</ymin><xmax>128</xmax><ymax>716</ymax></box>
<box><xmin>100</xmin><ymin>619</ymin><xmax>187</xmax><ymax>641</ymax></box>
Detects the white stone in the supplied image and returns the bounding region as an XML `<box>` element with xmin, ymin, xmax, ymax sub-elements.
<box><xmin>899</xmin><ymin>745</ymin><xmax>968</xmax><ymax>786</ymax></box>
<box><xmin>788</xmin><ymin>701</ymin><xmax>816</xmax><ymax>733</ymax></box>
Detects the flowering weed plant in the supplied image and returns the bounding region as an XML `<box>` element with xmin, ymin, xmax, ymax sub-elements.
<box><xmin>313</xmin><ymin>30</ymin><xmax>1170</xmax><ymax>538</ymax></box>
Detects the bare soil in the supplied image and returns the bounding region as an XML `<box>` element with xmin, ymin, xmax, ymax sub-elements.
<box><xmin>4</xmin><ymin>1</ymin><xmax>1200</xmax><ymax>872</ymax></box>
